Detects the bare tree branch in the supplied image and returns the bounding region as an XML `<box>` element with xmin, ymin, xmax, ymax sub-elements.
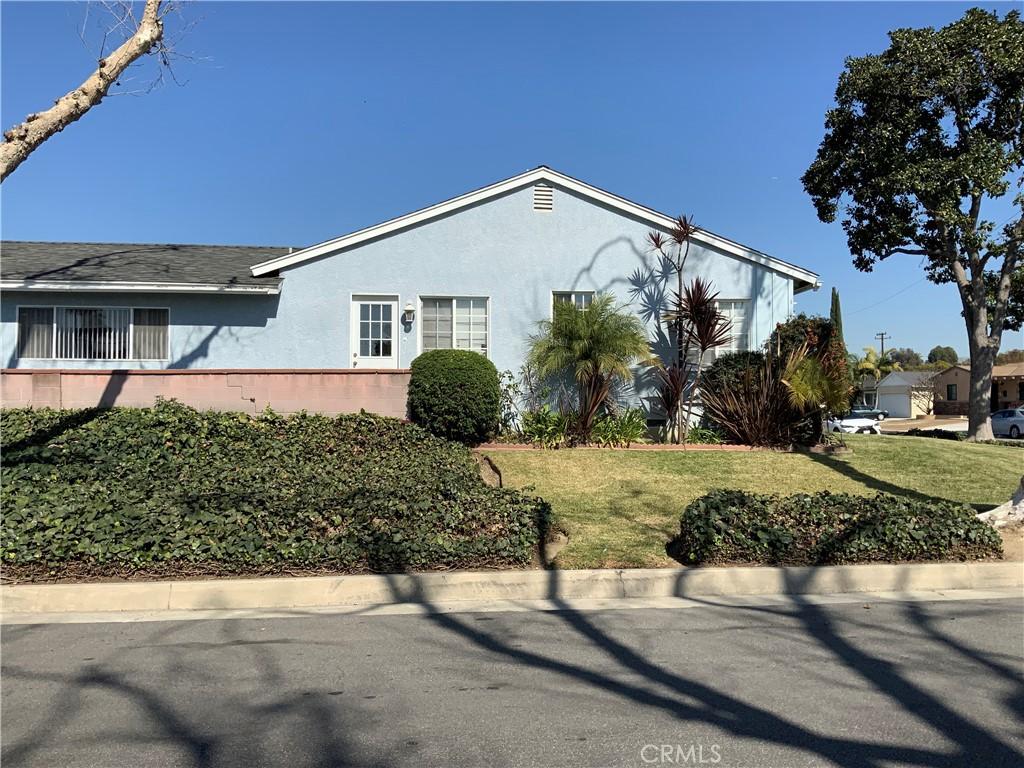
<box><xmin>0</xmin><ymin>0</ymin><xmax>164</xmax><ymax>182</ymax></box>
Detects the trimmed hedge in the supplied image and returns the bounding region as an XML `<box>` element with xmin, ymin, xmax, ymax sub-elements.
<box><xmin>408</xmin><ymin>349</ymin><xmax>500</xmax><ymax>445</ymax></box>
<box><xmin>669</xmin><ymin>489</ymin><xmax>1001</xmax><ymax>566</ymax></box>
<box><xmin>1</xmin><ymin>402</ymin><xmax>548</xmax><ymax>579</ymax></box>
<box><xmin>905</xmin><ymin>427</ymin><xmax>966</xmax><ymax>441</ymax></box>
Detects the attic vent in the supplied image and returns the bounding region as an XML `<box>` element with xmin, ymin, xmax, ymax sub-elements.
<box><xmin>533</xmin><ymin>184</ymin><xmax>553</xmax><ymax>212</ymax></box>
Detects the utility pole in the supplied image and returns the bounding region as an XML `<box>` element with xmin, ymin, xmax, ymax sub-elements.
<box><xmin>875</xmin><ymin>332</ymin><xmax>891</xmax><ymax>358</ymax></box>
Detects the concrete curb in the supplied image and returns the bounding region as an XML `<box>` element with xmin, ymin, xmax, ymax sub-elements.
<box><xmin>2</xmin><ymin>561</ymin><xmax>1021</xmax><ymax>615</ymax></box>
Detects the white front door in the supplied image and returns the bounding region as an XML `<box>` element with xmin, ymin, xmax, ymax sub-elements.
<box><xmin>351</xmin><ymin>295</ymin><xmax>399</xmax><ymax>369</ymax></box>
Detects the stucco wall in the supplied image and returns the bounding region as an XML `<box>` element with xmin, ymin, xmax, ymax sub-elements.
<box><xmin>1</xmin><ymin>183</ymin><xmax>800</xmax><ymax>389</ymax></box>
<box><xmin>0</xmin><ymin>369</ymin><xmax>409</xmax><ymax>417</ymax></box>
<box><xmin>932</xmin><ymin>366</ymin><xmax>970</xmax><ymax>415</ymax></box>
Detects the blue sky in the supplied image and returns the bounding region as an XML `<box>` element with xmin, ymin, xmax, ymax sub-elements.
<box><xmin>2</xmin><ymin>1</ymin><xmax>1021</xmax><ymax>357</ymax></box>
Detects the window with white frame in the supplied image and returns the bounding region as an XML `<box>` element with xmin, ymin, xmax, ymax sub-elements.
<box><xmin>17</xmin><ymin>306</ymin><xmax>169</xmax><ymax>360</ymax></box>
<box><xmin>552</xmin><ymin>291</ymin><xmax>595</xmax><ymax>310</ymax></box>
<box><xmin>421</xmin><ymin>297</ymin><xmax>488</xmax><ymax>355</ymax></box>
<box><xmin>716</xmin><ymin>300</ymin><xmax>749</xmax><ymax>354</ymax></box>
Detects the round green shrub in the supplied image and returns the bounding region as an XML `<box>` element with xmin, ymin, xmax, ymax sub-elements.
<box><xmin>702</xmin><ymin>350</ymin><xmax>767</xmax><ymax>395</ymax></box>
<box><xmin>668</xmin><ymin>489</ymin><xmax>1002</xmax><ymax>566</ymax></box>
<box><xmin>408</xmin><ymin>350</ymin><xmax>500</xmax><ymax>445</ymax></box>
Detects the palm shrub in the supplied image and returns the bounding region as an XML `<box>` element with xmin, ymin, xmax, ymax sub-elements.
<box><xmin>527</xmin><ymin>295</ymin><xmax>652</xmax><ymax>440</ymax></box>
<box><xmin>783</xmin><ymin>343</ymin><xmax>852</xmax><ymax>445</ymax></box>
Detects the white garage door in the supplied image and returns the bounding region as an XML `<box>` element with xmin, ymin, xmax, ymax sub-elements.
<box><xmin>878</xmin><ymin>392</ymin><xmax>910</xmax><ymax>418</ymax></box>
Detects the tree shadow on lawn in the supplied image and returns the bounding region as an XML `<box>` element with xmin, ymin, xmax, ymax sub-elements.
<box><xmin>802</xmin><ymin>449</ymin><xmax>997</xmax><ymax>511</ymax></box>
<box><xmin>378</xmin><ymin>566</ymin><xmax>1024</xmax><ymax>768</ymax></box>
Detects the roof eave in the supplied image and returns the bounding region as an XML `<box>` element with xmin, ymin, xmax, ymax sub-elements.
<box><xmin>0</xmin><ymin>279</ymin><xmax>281</xmax><ymax>295</ymax></box>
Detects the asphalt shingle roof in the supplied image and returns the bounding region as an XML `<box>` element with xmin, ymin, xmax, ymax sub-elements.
<box><xmin>0</xmin><ymin>241</ymin><xmax>289</xmax><ymax>288</ymax></box>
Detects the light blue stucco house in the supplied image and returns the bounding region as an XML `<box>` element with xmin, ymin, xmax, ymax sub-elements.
<box><xmin>1</xmin><ymin>167</ymin><xmax>819</xmax><ymax>415</ymax></box>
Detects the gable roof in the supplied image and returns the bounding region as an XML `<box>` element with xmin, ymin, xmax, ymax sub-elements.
<box><xmin>1</xmin><ymin>241</ymin><xmax>287</xmax><ymax>294</ymax></box>
<box><xmin>878</xmin><ymin>370</ymin><xmax>937</xmax><ymax>389</ymax></box>
<box><xmin>249</xmin><ymin>167</ymin><xmax>822</xmax><ymax>291</ymax></box>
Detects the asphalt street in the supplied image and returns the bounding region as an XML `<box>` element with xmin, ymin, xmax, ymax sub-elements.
<box><xmin>2</xmin><ymin>594</ymin><xmax>1023</xmax><ymax>768</ymax></box>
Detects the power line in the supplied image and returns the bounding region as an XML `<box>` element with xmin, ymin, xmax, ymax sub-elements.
<box><xmin>848</xmin><ymin>277</ymin><xmax>928</xmax><ymax>314</ymax></box>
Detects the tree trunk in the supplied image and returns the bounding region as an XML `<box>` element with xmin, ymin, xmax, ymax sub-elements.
<box><xmin>0</xmin><ymin>0</ymin><xmax>164</xmax><ymax>182</ymax></box>
<box><xmin>966</xmin><ymin>336</ymin><xmax>997</xmax><ymax>441</ymax></box>
<box><xmin>963</xmin><ymin>305</ymin><xmax>999</xmax><ymax>441</ymax></box>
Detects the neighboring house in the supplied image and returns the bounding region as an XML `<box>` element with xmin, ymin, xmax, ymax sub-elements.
<box><xmin>876</xmin><ymin>371</ymin><xmax>935</xmax><ymax>419</ymax></box>
<box><xmin>855</xmin><ymin>374</ymin><xmax>879</xmax><ymax>407</ymax></box>
<box><xmin>932</xmin><ymin>364</ymin><xmax>970</xmax><ymax>416</ymax></box>
<box><xmin>933</xmin><ymin>362</ymin><xmax>1024</xmax><ymax>416</ymax></box>
<box><xmin>992</xmin><ymin>363</ymin><xmax>1024</xmax><ymax>411</ymax></box>
<box><xmin>0</xmin><ymin>167</ymin><xmax>820</xmax><ymax>415</ymax></box>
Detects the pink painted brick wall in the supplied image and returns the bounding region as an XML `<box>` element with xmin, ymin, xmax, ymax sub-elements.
<box><xmin>1</xmin><ymin>369</ymin><xmax>410</xmax><ymax>418</ymax></box>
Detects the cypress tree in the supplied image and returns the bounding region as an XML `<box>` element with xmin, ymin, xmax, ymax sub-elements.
<box><xmin>830</xmin><ymin>287</ymin><xmax>845</xmax><ymax>346</ymax></box>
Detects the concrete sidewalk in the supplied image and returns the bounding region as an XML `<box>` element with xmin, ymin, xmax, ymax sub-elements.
<box><xmin>3</xmin><ymin>560</ymin><xmax>1020</xmax><ymax>618</ymax></box>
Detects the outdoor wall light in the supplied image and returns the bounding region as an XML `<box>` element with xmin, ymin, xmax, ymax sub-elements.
<box><xmin>403</xmin><ymin>302</ymin><xmax>416</xmax><ymax>323</ymax></box>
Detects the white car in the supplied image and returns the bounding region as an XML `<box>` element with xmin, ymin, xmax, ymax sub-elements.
<box><xmin>827</xmin><ymin>414</ymin><xmax>881</xmax><ymax>434</ymax></box>
<box><xmin>992</xmin><ymin>407</ymin><xmax>1024</xmax><ymax>438</ymax></box>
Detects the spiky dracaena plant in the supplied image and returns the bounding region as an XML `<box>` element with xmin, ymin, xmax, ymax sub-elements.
<box><xmin>655</xmin><ymin>364</ymin><xmax>687</xmax><ymax>442</ymax></box>
<box><xmin>648</xmin><ymin>216</ymin><xmax>700</xmax><ymax>373</ymax></box>
<box><xmin>527</xmin><ymin>295</ymin><xmax>653</xmax><ymax>440</ymax></box>
<box><xmin>701</xmin><ymin>352</ymin><xmax>800</xmax><ymax>447</ymax></box>
<box><xmin>668</xmin><ymin>278</ymin><xmax>732</xmax><ymax>445</ymax></box>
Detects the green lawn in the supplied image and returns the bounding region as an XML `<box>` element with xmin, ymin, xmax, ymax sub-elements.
<box><xmin>486</xmin><ymin>436</ymin><xmax>1022</xmax><ymax>569</ymax></box>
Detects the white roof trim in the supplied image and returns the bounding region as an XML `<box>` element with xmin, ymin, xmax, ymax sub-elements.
<box><xmin>249</xmin><ymin>167</ymin><xmax>821</xmax><ymax>290</ymax></box>
<box><xmin>0</xmin><ymin>279</ymin><xmax>281</xmax><ymax>295</ymax></box>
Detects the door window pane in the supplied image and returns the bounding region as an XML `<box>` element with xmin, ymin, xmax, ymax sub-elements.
<box><xmin>357</xmin><ymin>302</ymin><xmax>395</xmax><ymax>358</ymax></box>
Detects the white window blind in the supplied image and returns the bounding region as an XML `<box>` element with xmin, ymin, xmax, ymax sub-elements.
<box><xmin>421</xmin><ymin>298</ymin><xmax>453</xmax><ymax>350</ymax></box>
<box><xmin>16</xmin><ymin>306</ymin><xmax>169</xmax><ymax>360</ymax></box>
<box><xmin>17</xmin><ymin>307</ymin><xmax>54</xmax><ymax>358</ymax></box>
<box><xmin>422</xmin><ymin>297</ymin><xmax>488</xmax><ymax>355</ymax></box>
<box><xmin>717</xmin><ymin>300</ymin><xmax>749</xmax><ymax>355</ymax></box>
<box><xmin>553</xmin><ymin>291</ymin><xmax>594</xmax><ymax>310</ymax></box>
<box><xmin>133</xmin><ymin>308</ymin><xmax>170</xmax><ymax>360</ymax></box>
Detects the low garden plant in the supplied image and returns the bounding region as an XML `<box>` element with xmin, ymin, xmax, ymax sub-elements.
<box><xmin>590</xmin><ymin>408</ymin><xmax>648</xmax><ymax>447</ymax></box>
<box><xmin>1</xmin><ymin>402</ymin><xmax>549</xmax><ymax>580</ymax></box>
<box><xmin>407</xmin><ymin>349</ymin><xmax>501</xmax><ymax>445</ymax></box>
<box><xmin>669</xmin><ymin>489</ymin><xmax>1001</xmax><ymax>566</ymax></box>
<box><xmin>520</xmin><ymin>405</ymin><xmax>572</xmax><ymax>449</ymax></box>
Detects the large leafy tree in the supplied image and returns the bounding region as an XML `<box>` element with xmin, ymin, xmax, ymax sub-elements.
<box><xmin>888</xmin><ymin>347</ymin><xmax>924</xmax><ymax>368</ymax></box>
<box><xmin>928</xmin><ymin>345</ymin><xmax>960</xmax><ymax>365</ymax></box>
<box><xmin>803</xmin><ymin>9</ymin><xmax>1024</xmax><ymax>440</ymax></box>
